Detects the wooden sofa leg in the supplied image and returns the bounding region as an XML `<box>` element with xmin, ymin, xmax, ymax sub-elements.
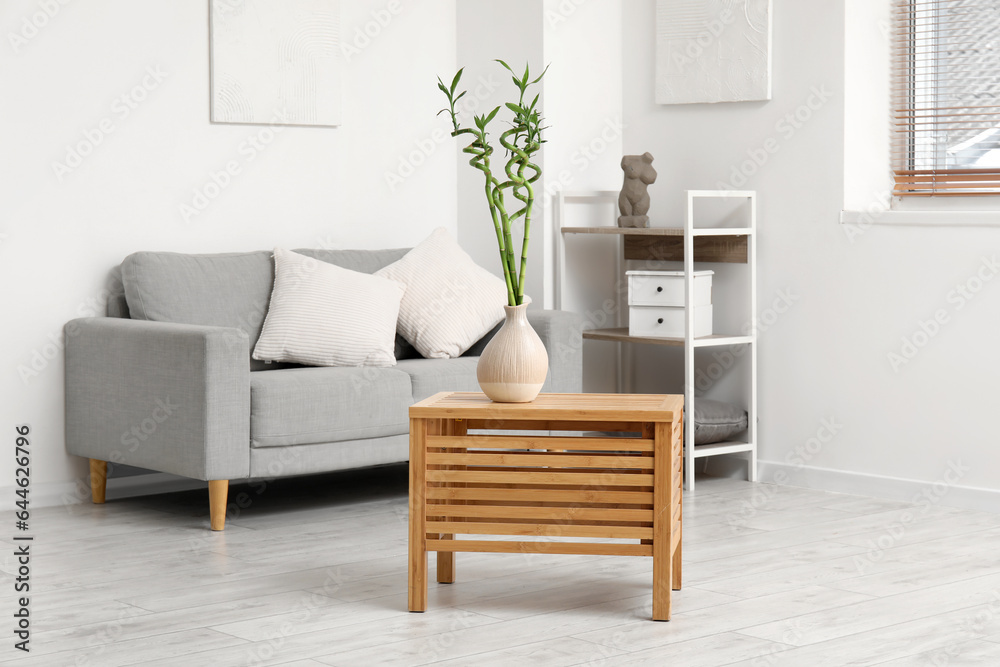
<box><xmin>89</xmin><ymin>460</ymin><xmax>107</xmax><ymax>504</ymax></box>
<box><xmin>208</xmin><ymin>480</ymin><xmax>229</xmax><ymax>531</ymax></box>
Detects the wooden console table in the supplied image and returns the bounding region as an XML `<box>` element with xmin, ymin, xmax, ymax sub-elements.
<box><xmin>408</xmin><ymin>391</ymin><xmax>683</xmax><ymax>621</ymax></box>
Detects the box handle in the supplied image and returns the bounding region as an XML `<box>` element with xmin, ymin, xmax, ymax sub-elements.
<box><xmin>656</xmin><ymin>286</ymin><xmax>663</xmax><ymax>292</ymax></box>
<box><xmin>657</xmin><ymin>318</ymin><xmax>664</xmax><ymax>324</ymax></box>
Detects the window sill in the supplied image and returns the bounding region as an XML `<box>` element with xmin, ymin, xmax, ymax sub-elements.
<box><xmin>840</xmin><ymin>210</ymin><xmax>1000</xmax><ymax>227</ymax></box>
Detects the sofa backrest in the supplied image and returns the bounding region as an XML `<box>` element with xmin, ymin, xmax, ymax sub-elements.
<box><xmin>120</xmin><ymin>248</ymin><xmax>410</xmax><ymax>370</ymax></box>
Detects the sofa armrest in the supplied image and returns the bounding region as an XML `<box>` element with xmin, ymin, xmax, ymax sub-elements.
<box><xmin>64</xmin><ymin>318</ymin><xmax>251</xmax><ymax>481</ymax></box>
<box><xmin>527</xmin><ymin>310</ymin><xmax>584</xmax><ymax>393</ymax></box>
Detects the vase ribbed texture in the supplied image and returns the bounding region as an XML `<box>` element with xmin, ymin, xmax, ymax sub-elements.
<box><xmin>476</xmin><ymin>303</ymin><xmax>548</xmax><ymax>403</ymax></box>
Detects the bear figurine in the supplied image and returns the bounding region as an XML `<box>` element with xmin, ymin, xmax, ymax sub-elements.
<box><xmin>618</xmin><ymin>152</ymin><xmax>657</xmax><ymax>228</ymax></box>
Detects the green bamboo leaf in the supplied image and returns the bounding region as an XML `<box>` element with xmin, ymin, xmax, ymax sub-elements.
<box><xmin>530</xmin><ymin>63</ymin><xmax>550</xmax><ymax>84</ymax></box>
<box><xmin>485</xmin><ymin>106</ymin><xmax>501</xmax><ymax>124</ymax></box>
<box><xmin>454</xmin><ymin>91</ymin><xmax>467</xmax><ymax>102</ymax></box>
<box><xmin>521</xmin><ymin>63</ymin><xmax>530</xmax><ymax>87</ymax></box>
<box><xmin>529</xmin><ymin>93</ymin><xmax>539</xmax><ymax>111</ymax></box>
<box><xmin>511</xmin><ymin>76</ymin><xmax>521</xmax><ymax>89</ymax></box>
<box><xmin>450</xmin><ymin>68</ymin><xmax>464</xmax><ymax>94</ymax></box>
<box><xmin>505</xmin><ymin>102</ymin><xmax>522</xmax><ymax>115</ymax></box>
<box><xmin>437</xmin><ymin>81</ymin><xmax>449</xmax><ymax>95</ymax></box>
<box><xmin>495</xmin><ymin>59</ymin><xmax>513</xmax><ymax>74</ymax></box>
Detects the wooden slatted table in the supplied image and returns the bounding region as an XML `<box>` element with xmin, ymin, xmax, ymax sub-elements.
<box><xmin>408</xmin><ymin>391</ymin><xmax>683</xmax><ymax>621</ymax></box>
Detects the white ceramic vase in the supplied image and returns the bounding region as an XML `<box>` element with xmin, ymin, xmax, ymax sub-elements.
<box><xmin>476</xmin><ymin>302</ymin><xmax>548</xmax><ymax>403</ymax></box>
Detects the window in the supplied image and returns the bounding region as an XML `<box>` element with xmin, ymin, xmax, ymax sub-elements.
<box><xmin>892</xmin><ymin>0</ymin><xmax>1000</xmax><ymax>196</ymax></box>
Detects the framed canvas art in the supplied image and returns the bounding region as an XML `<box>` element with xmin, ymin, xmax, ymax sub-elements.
<box><xmin>210</xmin><ymin>0</ymin><xmax>342</xmax><ymax>126</ymax></box>
<box><xmin>655</xmin><ymin>0</ymin><xmax>772</xmax><ymax>104</ymax></box>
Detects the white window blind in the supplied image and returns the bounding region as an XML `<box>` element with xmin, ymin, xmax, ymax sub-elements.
<box><xmin>892</xmin><ymin>0</ymin><xmax>1000</xmax><ymax>196</ymax></box>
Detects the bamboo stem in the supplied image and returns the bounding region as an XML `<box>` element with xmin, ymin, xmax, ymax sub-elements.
<box><xmin>438</xmin><ymin>62</ymin><xmax>546</xmax><ymax>309</ymax></box>
<box><xmin>518</xmin><ymin>181</ymin><xmax>534</xmax><ymax>303</ymax></box>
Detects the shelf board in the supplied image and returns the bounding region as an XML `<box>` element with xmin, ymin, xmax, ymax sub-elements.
<box><xmin>691</xmin><ymin>227</ymin><xmax>752</xmax><ymax>236</ymax></box>
<box><xmin>692</xmin><ymin>441</ymin><xmax>754</xmax><ymax>458</ymax></box>
<box><xmin>561</xmin><ymin>226</ymin><xmax>752</xmax><ymax>237</ymax></box>
<box><xmin>689</xmin><ymin>189</ymin><xmax>756</xmax><ymax>198</ymax></box>
<box><xmin>692</xmin><ymin>335</ymin><xmax>754</xmax><ymax>348</ymax></box>
<box><xmin>562</xmin><ymin>226</ymin><xmax>685</xmax><ymax>236</ymax></box>
<box><xmin>582</xmin><ymin>328</ymin><xmax>754</xmax><ymax>347</ymax></box>
<box><xmin>561</xmin><ymin>226</ymin><xmax>750</xmax><ymax>263</ymax></box>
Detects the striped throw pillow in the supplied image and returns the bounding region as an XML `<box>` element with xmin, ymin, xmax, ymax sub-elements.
<box><xmin>375</xmin><ymin>227</ymin><xmax>507</xmax><ymax>358</ymax></box>
<box><xmin>253</xmin><ymin>248</ymin><xmax>406</xmax><ymax>367</ymax></box>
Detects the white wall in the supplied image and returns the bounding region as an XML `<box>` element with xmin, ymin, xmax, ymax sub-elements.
<box><xmin>453</xmin><ymin>0</ymin><xmax>624</xmax><ymax>314</ymax></box>
<box><xmin>0</xmin><ymin>0</ymin><xmax>457</xmax><ymax>502</ymax></box>
<box><xmin>454</xmin><ymin>0</ymin><xmax>544</xmax><ymax>302</ymax></box>
<box><xmin>540</xmin><ymin>0</ymin><xmax>623</xmax><ymax>309</ymax></box>
<box><xmin>541</xmin><ymin>0</ymin><xmax>624</xmax><ymax>393</ymax></box>
<box><xmin>622</xmin><ymin>0</ymin><xmax>1000</xmax><ymax>510</ymax></box>
<box><xmin>843</xmin><ymin>0</ymin><xmax>892</xmax><ymax>210</ymax></box>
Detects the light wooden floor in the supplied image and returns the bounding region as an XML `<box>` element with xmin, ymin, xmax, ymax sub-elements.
<box><xmin>4</xmin><ymin>467</ymin><xmax>1000</xmax><ymax>666</ymax></box>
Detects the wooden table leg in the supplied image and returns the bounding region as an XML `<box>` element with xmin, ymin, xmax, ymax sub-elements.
<box><xmin>408</xmin><ymin>417</ymin><xmax>428</xmax><ymax>612</ymax></box>
<box><xmin>641</xmin><ymin>424</ymin><xmax>655</xmax><ymax>548</ymax></box>
<box><xmin>672</xmin><ymin>535</ymin><xmax>683</xmax><ymax>591</ymax></box>
<box><xmin>436</xmin><ymin>418</ymin><xmax>459</xmax><ymax>584</ymax></box>
<box><xmin>652</xmin><ymin>420</ymin><xmax>673</xmax><ymax>621</ymax></box>
<box><xmin>672</xmin><ymin>416</ymin><xmax>683</xmax><ymax>591</ymax></box>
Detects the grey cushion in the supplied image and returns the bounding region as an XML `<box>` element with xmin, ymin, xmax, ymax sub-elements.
<box><xmin>250</xmin><ymin>366</ymin><xmax>411</xmax><ymax>448</ymax></box>
<box><xmin>121</xmin><ymin>248</ymin><xmax>409</xmax><ymax>371</ymax></box>
<box><xmin>394</xmin><ymin>357</ymin><xmax>481</xmax><ymax>402</ymax></box>
<box><xmin>107</xmin><ymin>264</ymin><xmax>129</xmax><ymax>318</ymax></box>
<box><xmin>295</xmin><ymin>247</ymin><xmax>409</xmax><ymax>274</ymax></box>
<box><xmin>693</xmin><ymin>399</ymin><xmax>749</xmax><ymax>445</ymax></box>
<box><xmin>122</xmin><ymin>251</ymin><xmax>275</xmax><ymax>370</ymax></box>
<box><xmin>107</xmin><ymin>294</ymin><xmax>130</xmax><ymax>319</ymax></box>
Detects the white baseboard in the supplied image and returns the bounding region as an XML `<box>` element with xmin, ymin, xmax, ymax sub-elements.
<box><xmin>5</xmin><ymin>472</ymin><xmax>206</xmax><ymax>510</ymax></box>
<box><xmin>757</xmin><ymin>459</ymin><xmax>1000</xmax><ymax>514</ymax></box>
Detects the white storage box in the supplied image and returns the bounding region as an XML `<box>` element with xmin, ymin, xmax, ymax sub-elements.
<box><xmin>629</xmin><ymin>304</ymin><xmax>713</xmax><ymax>338</ymax></box>
<box><xmin>627</xmin><ymin>270</ymin><xmax>713</xmax><ymax>307</ymax></box>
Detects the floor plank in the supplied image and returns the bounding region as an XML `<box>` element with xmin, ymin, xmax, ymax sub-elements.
<box><xmin>727</xmin><ymin>600</ymin><xmax>1000</xmax><ymax>666</ymax></box>
<box><xmin>874</xmin><ymin>639</ymin><xmax>1000</xmax><ymax>666</ymax></box>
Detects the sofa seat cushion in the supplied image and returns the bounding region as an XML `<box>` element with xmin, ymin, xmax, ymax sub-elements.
<box><xmin>394</xmin><ymin>357</ymin><xmax>481</xmax><ymax>402</ymax></box>
<box><xmin>250</xmin><ymin>367</ymin><xmax>411</xmax><ymax>448</ymax></box>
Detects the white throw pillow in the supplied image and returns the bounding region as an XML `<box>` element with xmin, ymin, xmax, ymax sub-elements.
<box><xmin>376</xmin><ymin>227</ymin><xmax>508</xmax><ymax>358</ymax></box>
<box><xmin>253</xmin><ymin>248</ymin><xmax>406</xmax><ymax>367</ymax></box>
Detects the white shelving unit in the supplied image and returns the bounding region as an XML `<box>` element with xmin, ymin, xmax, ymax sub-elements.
<box><xmin>682</xmin><ymin>190</ymin><xmax>757</xmax><ymax>491</ymax></box>
<box><xmin>556</xmin><ymin>189</ymin><xmax>758</xmax><ymax>491</ymax></box>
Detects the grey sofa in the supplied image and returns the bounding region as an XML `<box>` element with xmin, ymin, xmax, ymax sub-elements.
<box><xmin>64</xmin><ymin>248</ymin><xmax>583</xmax><ymax>530</ymax></box>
